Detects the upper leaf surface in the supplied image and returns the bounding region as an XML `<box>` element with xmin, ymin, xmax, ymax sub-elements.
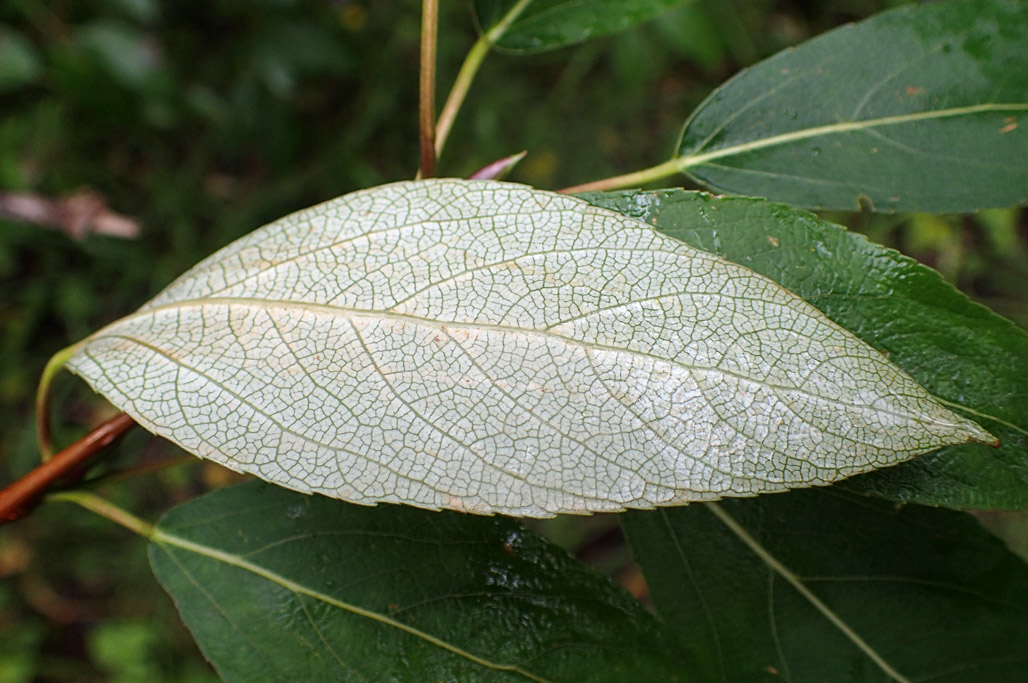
<box><xmin>475</xmin><ymin>0</ymin><xmax>692</xmax><ymax>53</ymax></box>
<box><xmin>67</xmin><ymin>180</ymin><xmax>990</xmax><ymax>516</ymax></box>
<box><xmin>621</xmin><ymin>490</ymin><xmax>1028</xmax><ymax>682</ymax></box>
<box><xmin>584</xmin><ymin>189</ymin><xmax>1028</xmax><ymax>508</ymax></box>
<box><xmin>150</xmin><ymin>480</ymin><xmax>680</xmax><ymax>682</ymax></box>
<box><xmin>675</xmin><ymin>0</ymin><xmax>1028</xmax><ymax>212</ymax></box>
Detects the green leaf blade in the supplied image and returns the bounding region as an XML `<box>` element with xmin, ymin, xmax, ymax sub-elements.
<box><xmin>68</xmin><ymin>180</ymin><xmax>990</xmax><ymax>515</ymax></box>
<box><xmin>476</xmin><ymin>0</ymin><xmax>693</xmax><ymax>52</ymax></box>
<box><xmin>676</xmin><ymin>0</ymin><xmax>1028</xmax><ymax>212</ymax></box>
<box><xmin>149</xmin><ymin>481</ymin><xmax>680</xmax><ymax>682</ymax></box>
<box><xmin>583</xmin><ymin>189</ymin><xmax>1028</xmax><ymax>508</ymax></box>
<box><xmin>622</xmin><ymin>491</ymin><xmax>1028</xmax><ymax>682</ymax></box>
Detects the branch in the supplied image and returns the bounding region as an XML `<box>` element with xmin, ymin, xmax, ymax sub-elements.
<box><xmin>0</xmin><ymin>413</ymin><xmax>136</xmax><ymax>523</ymax></box>
<box><xmin>418</xmin><ymin>0</ymin><xmax>439</xmax><ymax>178</ymax></box>
<box><xmin>0</xmin><ymin>190</ymin><xmax>140</xmax><ymax>240</ymax></box>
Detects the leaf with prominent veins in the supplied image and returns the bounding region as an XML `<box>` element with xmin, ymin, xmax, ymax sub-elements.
<box><xmin>147</xmin><ymin>481</ymin><xmax>680</xmax><ymax>682</ymax></box>
<box><xmin>67</xmin><ymin>179</ymin><xmax>992</xmax><ymax>516</ymax></box>
<box><xmin>674</xmin><ymin>0</ymin><xmax>1028</xmax><ymax>212</ymax></box>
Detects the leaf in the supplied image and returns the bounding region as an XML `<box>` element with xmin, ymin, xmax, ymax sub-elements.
<box><xmin>621</xmin><ymin>490</ymin><xmax>1028</xmax><ymax>682</ymax></box>
<box><xmin>75</xmin><ymin>21</ymin><xmax>164</xmax><ymax>90</ymax></box>
<box><xmin>673</xmin><ymin>0</ymin><xmax>1028</xmax><ymax>213</ymax></box>
<box><xmin>149</xmin><ymin>480</ymin><xmax>680</xmax><ymax>682</ymax></box>
<box><xmin>583</xmin><ymin>188</ymin><xmax>1028</xmax><ymax>508</ymax></box>
<box><xmin>0</xmin><ymin>25</ymin><xmax>43</xmax><ymax>91</ymax></box>
<box><xmin>475</xmin><ymin>0</ymin><xmax>693</xmax><ymax>53</ymax></box>
<box><xmin>67</xmin><ymin>179</ymin><xmax>991</xmax><ymax>516</ymax></box>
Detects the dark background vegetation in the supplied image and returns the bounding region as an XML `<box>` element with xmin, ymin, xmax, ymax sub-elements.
<box><xmin>2</xmin><ymin>0</ymin><xmax>1027</xmax><ymax>680</ymax></box>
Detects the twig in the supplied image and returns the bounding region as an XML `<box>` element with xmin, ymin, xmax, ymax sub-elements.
<box><xmin>0</xmin><ymin>190</ymin><xmax>140</xmax><ymax>240</ymax></box>
<box><xmin>418</xmin><ymin>0</ymin><xmax>439</xmax><ymax>178</ymax></box>
<box><xmin>0</xmin><ymin>413</ymin><xmax>136</xmax><ymax>523</ymax></box>
<box><xmin>85</xmin><ymin>454</ymin><xmax>196</xmax><ymax>486</ymax></box>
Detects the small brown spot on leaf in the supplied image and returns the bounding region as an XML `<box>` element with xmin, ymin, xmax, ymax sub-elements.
<box><xmin>767</xmin><ymin>236</ymin><xmax>779</xmax><ymax>247</ymax></box>
<box><xmin>905</xmin><ymin>86</ymin><xmax>924</xmax><ymax>96</ymax></box>
<box><xmin>1000</xmin><ymin>121</ymin><xmax>1018</xmax><ymax>134</ymax></box>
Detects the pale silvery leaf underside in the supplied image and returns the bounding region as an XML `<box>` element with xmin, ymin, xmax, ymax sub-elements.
<box><xmin>67</xmin><ymin>180</ymin><xmax>993</xmax><ymax>516</ymax></box>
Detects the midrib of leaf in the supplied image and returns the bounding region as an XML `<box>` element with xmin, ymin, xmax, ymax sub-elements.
<box><xmin>483</xmin><ymin>0</ymin><xmax>536</xmax><ymax>42</ymax></box>
<box><xmin>499</xmin><ymin>0</ymin><xmax>617</xmax><ymax>32</ymax></box>
<box><xmin>934</xmin><ymin>396</ymin><xmax>1028</xmax><ymax>440</ymax></box>
<box><xmin>656</xmin><ymin>510</ymin><xmax>726</xmax><ymax>680</ymax></box>
<box><xmin>95</xmin><ymin>296</ymin><xmax>964</xmax><ymax>430</ymax></box>
<box><xmin>678</xmin><ymin>102</ymin><xmax>1028</xmax><ymax>171</ymax></box>
<box><xmin>704</xmin><ymin>502</ymin><xmax>911</xmax><ymax>683</ymax></box>
<box><xmin>150</xmin><ymin>527</ymin><xmax>551</xmax><ymax>683</ymax></box>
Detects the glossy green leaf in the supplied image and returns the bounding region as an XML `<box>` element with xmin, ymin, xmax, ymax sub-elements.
<box><xmin>67</xmin><ymin>180</ymin><xmax>991</xmax><ymax>515</ymax></box>
<box><xmin>475</xmin><ymin>0</ymin><xmax>692</xmax><ymax>53</ymax></box>
<box><xmin>621</xmin><ymin>490</ymin><xmax>1028</xmax><ymax>682</ymax></box>
<box><xmin>149</xmin><ymin>480</ymin><xmax>680</xmax><ymax>682</ymax></box>
<box><xmin>673</xmin><ymin>0</ymin><xmax>1028</xmax><ymax>212</ymax></box>
<box><xmin>583</xmin><ymin>188</ymin><xmax>1028</xmax><ymax>508</ymax></box>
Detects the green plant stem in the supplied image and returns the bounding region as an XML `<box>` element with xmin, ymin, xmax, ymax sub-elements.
<box><xmin>0</xmin><ymin>412</ymin><xmax>135</xmax><ymax>524</ymax></box>
<box><xmin>934</xmin><ymin>397</ymin><xmax>1023</xmax><ymax>440</ymax></box>
<box><xmin>705</xmin><ymin>502</ymin><xmax>911</xmax><ymax>683</ymax></box>
<box><xmin>36</xmin><ymin>342</ymin><xmax>83</xmax><ymax>461</ymax></box>
<box><xmin>559</xmin><ymin>159</ymin><xmax>682</xmax><ymax>194</ymax></box>
<box><xmin>434</xmin><ymin>0</ymin><xmax>535</xmax><ymax>160</ymax></box>
<box><xmin>418</xmin><ymin>0</ymin><xmax>439</xmax><ymax>179</ymax></box>
<box><xmin>562</xmin><ymin>102</ymin><xmax>1028</xmax><ymax>194</ymax></box>
<box><xmin>47</xmin><ymin>489</ymin><xmax>155</xmax><ymax>538</ymax></box>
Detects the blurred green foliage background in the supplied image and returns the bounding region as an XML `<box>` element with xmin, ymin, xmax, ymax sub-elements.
<box><xmin>2</xmin><ymin>0</ymin><xmax>1026</xmax><ymax>680</ymax></box>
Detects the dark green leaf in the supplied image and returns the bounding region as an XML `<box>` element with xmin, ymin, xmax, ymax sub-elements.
<box><xmin>622</xmin><ymin>490</ymin><xmax>1028</xmax><ymax>682</ymax></box>
<box><xmin>75</xmin><ymin>22</ymin><xmax>164</xmax><ymax>90</ymax></box>
<box><xmin>583</xmin><ymin>189</ymin><xmax>1028</xmax><ymax>508</ymax></box>
<box><xmin>674</xmin><ymin>0</ymin><xmax>1028</xmax><ymax>212</ymax></box>
<box><xmin>148</xmin><ymin>481</ymin><xmax>681</xmax><ymax>682</ymax></box>
<box><xmin>475</xmin><ymin>0</ymin><xmax>692</xmax><ymax>53</ymax></box>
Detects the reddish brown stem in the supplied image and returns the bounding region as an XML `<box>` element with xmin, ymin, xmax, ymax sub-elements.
<box><xmin>418</xmin><ymin>0</ymin><xmax>439</xmax><ymax>178</ymax></box>
<box><xmin>0</xmin><ymin>413</ymin><xmax>135</xmax><ymax>523</ymax></box>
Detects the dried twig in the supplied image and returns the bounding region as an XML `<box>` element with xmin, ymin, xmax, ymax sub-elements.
<box><xmin>0</xmin><ymin>190</ymin><xmax>140</xmax><ymax>240</ymax></box>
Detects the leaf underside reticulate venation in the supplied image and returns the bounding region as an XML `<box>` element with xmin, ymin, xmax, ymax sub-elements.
<box><xmin>66</xmin><ymin>179</ymin><xmax>991</xmax><ymax>516</ymax></box>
